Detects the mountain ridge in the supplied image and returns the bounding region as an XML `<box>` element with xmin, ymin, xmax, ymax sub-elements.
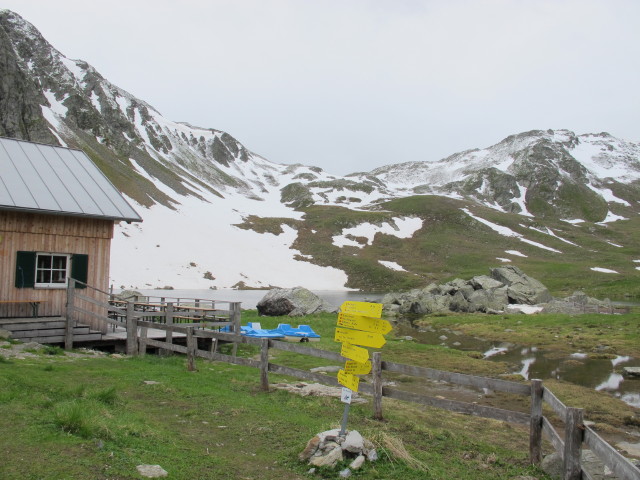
<box><xmin>1</xmin><ymin>10</ymin><xmax>639</xmax><ymax>295</ymax></box>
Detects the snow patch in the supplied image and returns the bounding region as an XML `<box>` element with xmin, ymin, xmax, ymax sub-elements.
<box><xmin>42</xmin><ymin>90</ymin><xmax>68</xmax><ymax>117</ymax></box>
<box><xmin>606</xmin><ymin>241</ymin><xmax>623</xmax><ymax>248</ymax></box>
<box><xmin>528</xmin><ymin>225</ymin><xmax>578</xmax><ymax>246</ymax></box>
<box><xmin>597</xmin><ymin>211</ymin><xmax>628</xmax><ymax>224</ymax></box>
<box><xmin>590</xmin><ymin>267</ymin><xmax>619</xmax><ymax>274</ymax></box>
<box><xmin>506</xmin><ymin>304</ymin><xmax>544</xmax><ymax>314</ymax></box>
<box><xmin>587</xmin><ymin>184</ymin><xmax>631</xmax><ymax>206</ymax></box>
<box><xmin>378</xmin><ymin>260</ymin><xmax>407</xmax><ymax>272</ymax></box>
<box><xmin>461</xmin><ymin>209</ymin><xmax>562</xmax><ymax>253</ymax></box>
<box><xmin>332</xmin><ymin>217</ymin><xmax>423</xmax><ymax>249</ymax></box>
<box><xmin>505</xmin><ymin>250</ymin><xmax>527</xmax><ymax>257</ymax></box>
<box><xmin>496</xmin><ymin>257</ymin><xmax>512</xmax><ymax>263</ymax></box>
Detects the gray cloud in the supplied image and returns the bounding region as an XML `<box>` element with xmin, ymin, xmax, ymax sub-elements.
<box><xmin>4</xmin><ymin>0</ymin><xmax>639</xmax><ymax>174</ymax></box>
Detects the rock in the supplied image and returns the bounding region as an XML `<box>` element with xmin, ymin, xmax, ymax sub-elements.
<box><xmin>0</xmin><ymin>328</ymin><xmax>10</xmax><ymax>339</ymax></box>
<box><xmin>623</xmin><ymin>367</ymin><xmax>640</xmax><ymax>377</ymax></box>
<box><xmin>136</xmin><ymin>465</ymin><xmax>168</xmax><ymax>478</ymax></box>
<box><xmin>467</xmin><ymin>286</ymin><xmax>509</xmax><ymax>312</ymax></box>
<box><xmin>343</xmin><ymin>430</ymin><xmax>364</xmax><ymax>454</ymax></box>
<box><xmin>366</xmin><ymin>448</ymin><xmax>378</xmax><ymax>462</ymax></box>
<box><xmin>143</xmin><ymin>380</ymin><xmax>161</xmax><ymax>385</ymax></box>
<box><xmin>256</xmin><ymin>287</ymin><xmax>333</xmax><ymax>316</ymax></box>
<box><xmin>339</xmin><ymin>468</ymin><xmax>352</xmax><ymax>477</ymax></box>
<box><xmin>309</xmin><ymin>444</ymin><xmax>343</xmax><ymax>467</ymax></box>
<box><xmin>490</xmin><ymin>266</ymin><xmax>552</xmax><ymax>305</ymax></box>
<box><xmin>299</xmin><ymin>435</ymin><xmax>321</xmax><ymax>461</ymax></box>
<box><xmin>469</xmin><ymin>275</ymin><xmax>505</xmax><ymax>291</ymax></box>
<box><xmin>310</xmin><ymin>366</ymin><xmax>342</xmax><ymax>373</ymax></box>
<box><xmin>116</xmin><ymin>289</ymin><xmax>145</xmax><ymax>301</ymax></box>
<box><xmin>449</xmin><ymin>291</ymin><xmax>471</xmax><ymax>312</ymax></box>
<box><xmin>350</xmin><ymin>455</ymin><xmax>366</xmax><ymax>470</ymax></box>
<box><xmin>271</xmin><ymin>382</ymin><xmax>366</xmax><ymax>403</ymax></box>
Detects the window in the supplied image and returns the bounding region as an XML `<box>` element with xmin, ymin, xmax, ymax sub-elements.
<box><xmin>15</xmin><ymin>251</ymin><xmax>88</xmax><ymax>289</ymax></box>
<box><xmin>35</xmin><ymin>253</ymin><xmax>71</xmax><ymax>287</ymax></box>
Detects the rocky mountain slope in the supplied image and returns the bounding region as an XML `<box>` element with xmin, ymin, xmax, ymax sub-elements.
<box><xmin>1</xmin><ymin>10</ymin><xmax>639</xmax><ymax>296</ymax></box>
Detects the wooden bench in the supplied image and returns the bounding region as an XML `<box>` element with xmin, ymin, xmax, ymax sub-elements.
<box><xmin>0</xmin><ymin>300</ymin><xmax>45</xmax><ymax>318</ymax></box>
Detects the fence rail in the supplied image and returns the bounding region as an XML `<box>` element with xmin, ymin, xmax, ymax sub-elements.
<box><xmin>63</xmin><ymin>281</ymin><xmax>640</xmax><ymax>480</ymax></box>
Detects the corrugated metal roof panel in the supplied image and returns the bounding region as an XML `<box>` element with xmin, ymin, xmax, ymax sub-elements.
<box><xmin>0</xmin><ymin>137</ymin><xmax>142</xmax><ymax>222</ymax></box>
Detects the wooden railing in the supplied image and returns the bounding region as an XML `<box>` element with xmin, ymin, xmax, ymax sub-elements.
<box><xmin>63</xmin><ymin>281</ymin><xmax>639</xmax><ymax>480</ymax></box>
<box><xmin>63</xmin><ymin>279</ymin><xmax>242</xmax><ymax>350</ymax></box>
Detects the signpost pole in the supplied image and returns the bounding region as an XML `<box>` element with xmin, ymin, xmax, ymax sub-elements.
<box><xmin>339</xmin><ymin>403</ymin><xmax>350</xmax><ymax>437</ymax></box>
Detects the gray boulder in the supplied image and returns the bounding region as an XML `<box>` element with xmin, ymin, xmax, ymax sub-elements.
<box><xmin>467</xmin><ymin>286</ymin><xmax>509</xmax><ymax>313</ymax></box>
<box><xmin>490</xmin><ymin>266</ymin><xmax>552</xmax><ymax>305</ymax></box>
<box><xmin>257</xmin><ymin>287</ymin><xmax>333</xmax><ymax>316</ymax></box>
<box><xmin>469</xmin><ymin>275</ymin><xmax>505</xmax><ymax>291</ymax></box>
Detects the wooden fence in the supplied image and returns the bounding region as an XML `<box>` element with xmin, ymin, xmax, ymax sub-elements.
<box><xmin>63</xmin><ymin>282</ymin><xmax>639</xmax><ymax>480</ymax></box>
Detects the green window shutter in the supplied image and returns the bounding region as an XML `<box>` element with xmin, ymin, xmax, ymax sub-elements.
<box><xmin>15</xmin><ymin>251</ymin><xmax>36</xmax><ymax>288</ymax></box>
<box><xmin>71</xmin><ymin>254</ymin><xmax>88</xmax><ymax>289</ymax></box>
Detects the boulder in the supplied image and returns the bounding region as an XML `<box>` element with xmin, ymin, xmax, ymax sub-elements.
<box><xmin>469</xmin><ymin>275</ymin><xmax>504</xmax><ymax>291</ymax></box>
<box><xmin>466</xmin><ymin>286</ymin><xmax>509</xmax><ymax>313</ymax></box>
<box><xmin>256</xmin><ymin>287</ymin><xmax>333</xmax><ymax>316</ymax></box>
<box><xmin>490</xmin><ymin>266</ymin><xmax>552</xmax><ymax>305</ymax></box>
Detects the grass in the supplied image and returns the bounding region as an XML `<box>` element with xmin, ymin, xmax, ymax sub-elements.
<box><xmin>2</xmin><ymin>310</ymin><xmax>638</xmax><ymax>479</ymax></box>
<box><xmin>0</xmin><ymin>317</ymin><xmax>557</xmax><ymax>480</ymax></box>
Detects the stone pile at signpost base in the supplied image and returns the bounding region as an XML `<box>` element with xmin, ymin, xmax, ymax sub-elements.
<box><xmin>299</xmin><ymin>429</ymin><xmax>377</xmax><ymax>470</ymax></box>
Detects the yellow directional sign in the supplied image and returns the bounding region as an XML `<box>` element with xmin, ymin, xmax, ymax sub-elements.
<box><xmin>337</xmin><ymin>369</ymin><xmax>360</xmax><ymax>392</ymax></box>
<box><xmin>338</xmin><ymin>312</ymin><xmax>392</xmax><ymax>334</ymax></box>
<box><xmin>340</xmin><ymin>301</ymin><xmax>383</xmax><ymax>318</ymax></box>
<box><xmin>340</xmin><ymin>342</ymin><xmax>369</xmax><ymax>363</ymax></box>
<box><xmin>344</xmin><ymin>360</ymin><xmax>372</xmax><ymax>375</ymax></box>
<box><xmin>335</xmin><ymin>327</ymin><xmax>386</xmax><ymax>349</ymax></box>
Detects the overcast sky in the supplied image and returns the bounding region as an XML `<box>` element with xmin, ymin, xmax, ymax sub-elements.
<box><xmin>4</xmin><ymin>0</ymin><xmax>640</xmax><ymax>175</ymax></box>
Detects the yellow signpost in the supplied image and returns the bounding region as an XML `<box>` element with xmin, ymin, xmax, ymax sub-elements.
<box><xmin>337</xmin><ymin>312</ymin><xmax>392</xmax><ymax>334</ymax></box>
<box><xmin>335</xmin><ymin>301</ymin><xmax>387</xmax><ymax>436</ymax></box>
<box><xmin>340</xmin><ymin>342</ymin><xmax>369</xmax><ymax>364</ymax></box>
<box><xmin>335</xmin><ymin>327</ymin><xmax>386</xmax><ymax>349</ymax></box>
<box><xmin>337</xmin><ymin>369</ymin><xmax>360</xmax><ymax>391</ymax></box>
<box><xmin>340</xmin><ymin>301</ymin><xmax>383</xmax><ymax>318</ymax></box>
<box><xmin>344</xmin><ymin>359</ymin><xmax>372</xmax><ymax>375</ymax></box>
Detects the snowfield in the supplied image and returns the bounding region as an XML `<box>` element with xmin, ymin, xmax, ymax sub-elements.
<box><xmin>110</xmin><ymin>189</ymin><xmax>349</xmax><ymax>290</ymax></box>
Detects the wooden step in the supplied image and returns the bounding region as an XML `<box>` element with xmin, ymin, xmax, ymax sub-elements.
<box><xmin>1</xmin><ymin>317</ymin><xmax>103</xmax><ymax>344</ymax></box>
<box><xmin>17</xmin><ymin>333</ymin><xmax>103</xmax><ymax>344</ymax></box>
<box><xmin>11</xmin><ymin>326</ymin><xmax>91</xmax><ymax>338</ymax></box>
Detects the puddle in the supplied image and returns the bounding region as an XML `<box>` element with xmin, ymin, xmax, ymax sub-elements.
<box><xmin>396</xmin><ymin>322</ymin><xmax>640</xmax><ymax>408</ymax></box>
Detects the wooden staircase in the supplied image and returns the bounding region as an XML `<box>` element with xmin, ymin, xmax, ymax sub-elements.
<box><xmin>0</xmin><ymin>317</ymin><xmax>103</xmax><ymax>344</ymax></box>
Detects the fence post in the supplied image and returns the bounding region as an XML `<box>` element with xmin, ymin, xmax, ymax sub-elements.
<box><xmin>139</xmin><ymin>326</ymin><xmax>148</xmax><ymax>355</ymax></box>
<box><xmin>186</xmin><ymin>326</ymin><xmax>197</xmax><ymax>371</ymax></box>
<box><xmin>529</xmin><ymin>379</ymin><xmax>543</xmax><ymax>465</ymax></box>
<box><xmin>64</xmin><ymin>278</ymin><xmax>76</xmax><ymax>350</ymax></box>
<box><xmin>372</xmin><ymin>352</ymin><xmax>383</xmax><ymax>420</ymax></box>
<box><xmin>230</xmin><ymin>302</ymin><xmax>241</xmax><ymax>333</ymax></box>
<box><xmin>260</xmin><ymin>338</ymin><xmax>270</xmax><ymax>391</ymax></box>
<box><xmin>563</xmin><ymin>407</ymin><xmax>584</xmax><ymax>480</ymax></box>
<box><xmin>163</xmin><ymin>303</ymin><xmax>174</xmax><ymax>356</ymax></box>
<box><xmin>126</xmin><ymin>301</ymin><xmax>138</xmax><ymax>356</ymax></box>
<box><xmin>230</xmin><ymin>302</ymin><xmax>241</xmax><ymax>357</ymax></box>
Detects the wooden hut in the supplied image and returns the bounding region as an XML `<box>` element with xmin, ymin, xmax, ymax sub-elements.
<box><xmin>0</xmin><ymin>137</ymin><xmax>142</xmax><ymax>330</ymax></box>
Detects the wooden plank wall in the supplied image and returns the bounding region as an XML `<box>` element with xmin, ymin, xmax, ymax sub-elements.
<box><xmin>0</xmin><ymin>211</ymin><xmax>114</xmax><ymax>331</ymax></box>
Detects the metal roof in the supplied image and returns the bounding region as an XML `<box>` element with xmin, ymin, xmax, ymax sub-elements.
<box><xmin>0</xmin><ymin>137</ymin><xmax>142</xmax><ymax>222</ymax></box>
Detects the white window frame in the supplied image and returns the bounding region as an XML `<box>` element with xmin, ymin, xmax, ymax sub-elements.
<box><xmin>35</xmin><ymin>252</ymin><xmax>71</xmax><ymax>289</ymax></box>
